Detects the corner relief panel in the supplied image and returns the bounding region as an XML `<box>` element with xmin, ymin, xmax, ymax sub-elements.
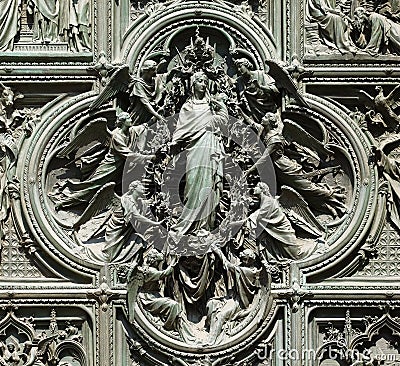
<box><xmin>0</xmin><ymin>303</ymin><xmax>94</xmax><ymax>366</ymax></box>
<box><xmin>0</xmin><ymin>0</ymin><xmax>93</xmax><ymax>62</ymax></box>
<box><xmin>306</xmin><ymin>302</ymin><xmax>400</xmax><ymax>365</ymax></box>
<box><xmin>304</xmin><ymin>0</ymin><xmax>400</xmax><ymax>63</ymax></box>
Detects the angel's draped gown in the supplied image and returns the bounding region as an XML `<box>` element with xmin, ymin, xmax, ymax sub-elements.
<box><xmin>247</xmin><ymin>192</ymin><xmax>317</xmax><ymax>260</ymax></box>
<box><xmin>257</xmin><ymin>131</ymin><xmax>342</xmax><ymax>213</ymax></box>
<box><xmin>55</xmin><ymin>74</ymin><xmax>156</xmax><ymax>209</ymax></box>
<box><xmin>55</xmin><ymin>127</ymin><xmax>131</xmax><ymax>208</ymax></box>
<box><xmin>236</xmin><ymin>70</ymin><xmax>279</xmax><ymax>122</ymax></box>
<box><xmin>170</xmin><ymin>97</ymin><xmax>228</xmax><ymax>237</ymax></box>
<box><xmin>127</xmin><ymin>264</ymin><xmax>195</xmax><ymax>343</ymax></box>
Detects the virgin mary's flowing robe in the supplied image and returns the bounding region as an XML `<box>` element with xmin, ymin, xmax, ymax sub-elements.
<box><xmin>170</xmin><ymin>98</ymin><xmax>228</xmax><ymax>237</ymax></box>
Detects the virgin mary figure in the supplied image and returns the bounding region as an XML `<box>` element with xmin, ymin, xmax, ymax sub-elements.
<box><xmin>169</xmin><ymin>72</ymin><xmax>228</xmax><ymax>239</ymax></box>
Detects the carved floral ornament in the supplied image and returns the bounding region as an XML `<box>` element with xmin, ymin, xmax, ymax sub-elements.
<box><xmin>7</xmin><ymin>3</ymin><xmax>382</xmax><ymax>364</ymax></box>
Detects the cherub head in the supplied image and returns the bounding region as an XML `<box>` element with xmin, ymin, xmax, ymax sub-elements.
<box><xmin>235</xmin><ymin>58</ymin><xmax>253</xmax><ymax>75</ymax></box>
<box><xmin>116</xmin><ymin>112</ymin><xmax>132</xmax><ymax>128</ymax></box>
<box><xmin>145</xmin><ymin>248</ymin><xmax>164</xmax><ymax>266</ymax></box>
<box><xmin>140</xmin><ymin>60</ymin><xmax>157</xmax><ymax>78</ymax></box>
<box><xmin>254</xmin><ymin>182</ymin><xmax>271</xmax><ymax>197</ymax></box>
<box><xmin>0</xmin><ymin>85</ymin><xmax>15</xmax><ymax>108</ymax></box>
<box><xmin>239</xmin><ymin>248</ymin><xmax>256</xmax><ymax>266</ymax></box>
<box><xmin>261</xmin><ymin>112</ymin><xmax>278</xmax><ymax>131</ymax></box>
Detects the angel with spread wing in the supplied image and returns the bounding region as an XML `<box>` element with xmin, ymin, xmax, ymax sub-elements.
<box><xmin>50</xmin><ymin>112</ymin><xmax>154</xmax><ymax>210</ymax></box>
<box><xmin>66</xmin><ymin>177</ymin><xmax>163</xmax><ymax>263</ymax></box>
<box><xmin>358</xmin><ymin>85</ymin><xmax>400</xmax><ymax>131</ymax></box>
<box><xmin>250</xmin><ymin>182</ymin><xmax>322</xmax><ymax>261</ymax></box>
<box><xmin>89</xmin><ymin>59</ymin><xmax>173</xmax><ymax>161</ymax></box>
<box><xmin>234</xmin><ymin>58</ymin><xmax>309</xmax><ymax>123</ymax></box>
<box><xmin>245</xmin><ymin>112</ymin><xmax>347</xmax><ymax>217</ymax></box>
<box><xmin>89</xmin><ymin>59</ymin><xmax>166</xmax><ymax>126</ymax></box>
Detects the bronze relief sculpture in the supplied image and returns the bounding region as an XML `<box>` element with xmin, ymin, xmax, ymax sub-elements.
<box><xmin>0</xmin><ymin>0</ymin><xmax>398</xmax><ymax>365</ymax></box>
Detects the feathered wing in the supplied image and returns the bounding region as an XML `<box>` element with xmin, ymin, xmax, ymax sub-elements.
<box><xmin>385</xmin><ymin>84</ymin><xmax>400</xmax><ymax>110</ymax></box>
<box><xmin>57</xmin><ymin>117</ymin><xmax>110</xmax><ymax>158</ymax></box>
<box><xmin>36</xmin><ymin>335</ymin><xmax>58</xmax><ymax>357</ymax></box>
<box><xmin>356</xmin><ymin>90</ymin><xmax>375</xmax><ymax>109</ymax></box>
<box><xmin>265</xmin><ymin>59</ymin><xmax>310</xmax><ymax>107</ymax></box>
<box><xmin>278</xmin><ymin>186</ymin><xmax>324</xmax><ymax>237</ymax></box>
<box><xmin>379</xmin><ymin>133</ymin><xmax>400</xmax><ymax>155</ymax></box>
<box><xmin>126</xmin><ymin>262</ymin><xmax>144</xmax><ymax>323</ymax></box>
<box><xmin>89</xmin><ymin>65</ymin><xmax>132</xmax><ymax>110</ymax></box>
<box><xmin>0</xmin><ymin>133</ymin><xmax>17</xmax><ymax>162</ymax></box>
<box><xmin>73</xmin><ymin>182</ymin><xmax>119</xmax><ymax>230</ymax></box>
<box><xmin>283</xmin><ymin>119</ymin><xmax>333</xmax><ymax>157</ymax></box>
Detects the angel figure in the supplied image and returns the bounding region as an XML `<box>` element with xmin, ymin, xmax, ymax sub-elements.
<box><xmin>248</xmin><ymin>182</ymin><xmax>322</xmax><ymax>261</ymax></box>
<box><xmin>206</xmin><ymin>246</ymin><xmax>262</xmax><ymax>345</ymax></box>
<box><xmin>357</xmin><ymin>85</ymin><xmax>400</xmax><ymax>131</ymax></box>
<box><xmin>126</xmin><ymin>248</ymin><xmax>195</xmax><ymax>343</ymax></box>
<box><xmin>69</xmin><ymin>178</ymin><xmax>163</xmax><ymax>263</ymax></box>
<box><xmin>89</xmin><ymin>60</ymin><xmax>169</xmax><ymax>164</ymax></box>
<box><xmin>89</xmin><ymin>60</ymin><xmax>166</xmax><ymax>127</ymax></box>
<box><xmin>102</xmin><ymin>180</ymin><xmax>163</xmax><ymax>262</ymax></box>
<box><xmin>245</xmin><ymin>112</ymin><xmax>347</xmax><ymax>217</ymax></box>
<box><xmin>50</xmin><ymin>112</ymin><xmax>153</xmax><ymax>210</ymax></box>
<box><xmin>234</xmin><ymin>58</ymin><xmax>309</xmax><ymax>124</ymax></box>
